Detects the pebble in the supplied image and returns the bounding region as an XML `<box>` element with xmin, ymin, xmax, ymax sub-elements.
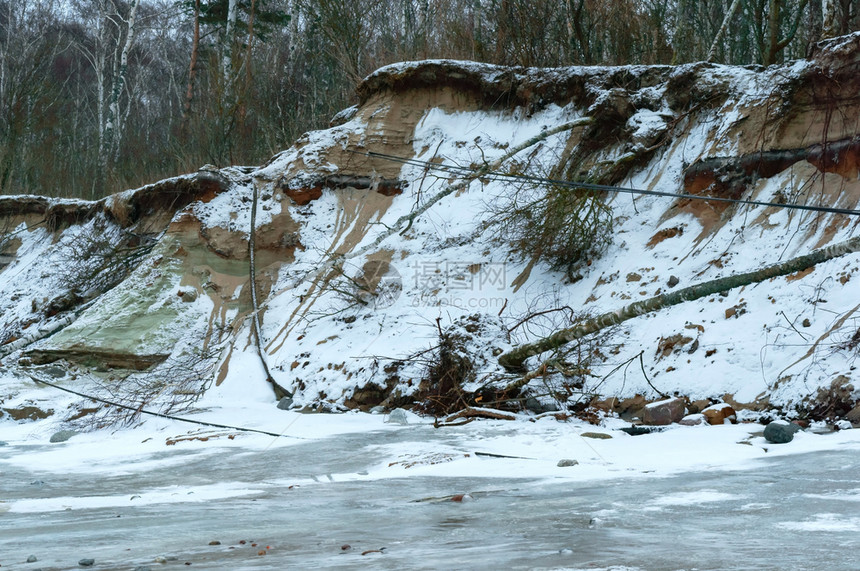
<box><xmin>27</xmin><ymin>555</ymin><xmax>37</xmax><ymax>562</ymax></box>
<box><xmin>78</xmin><ymin>559</ymin><xmax>95</xmax><ymax>567</ymax></box>
<box><xmin>208</xmin><ymin>541</ymin><xmax>221</xmax><ymax>546</ymax></box>
<box><xmin>580</xmin><ymin>432</ymin><xmax>612</xmax><ymax>439</ymax></box>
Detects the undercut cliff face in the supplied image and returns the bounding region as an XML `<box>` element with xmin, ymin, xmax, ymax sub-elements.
<box><xmin>2</xmin><ymin>34</ymin><xmax>860</xmax><ymax>424</ymax></box>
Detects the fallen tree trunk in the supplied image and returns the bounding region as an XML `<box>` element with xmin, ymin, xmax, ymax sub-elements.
<box><xmin>499</xmin><ymin>234</ymin><xmax>860</xmax><ymax>375</ymax></box>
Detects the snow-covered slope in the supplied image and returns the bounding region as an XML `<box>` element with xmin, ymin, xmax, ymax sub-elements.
<box><xmin>2</xmin><ymin>34</ymin><xmax>860</xmax><ymax>429</ymax></box>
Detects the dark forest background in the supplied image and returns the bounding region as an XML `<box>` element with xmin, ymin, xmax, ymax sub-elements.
<box><xmin>1</xmin><ymin>0</ymin><xmax>857</xmax><ymax>198</ymax></box>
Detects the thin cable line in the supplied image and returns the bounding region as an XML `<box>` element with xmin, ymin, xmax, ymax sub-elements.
<box><xmin>349</xmin><ymin>149</ymin><xmax>860</xmax><ymax>218</ymax></box>
<box><xmin>27</xmin><ymin>374</ymin><xmax>306</xmax><ymax>439</ymax></box>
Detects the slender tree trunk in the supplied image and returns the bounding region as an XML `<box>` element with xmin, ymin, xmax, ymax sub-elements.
<box><xmin>707</xmin><ymin>0</ymin><xmax>743</xmax><ymax>62</ymax></box>
<box><xmin>95</xmin><ymin>5</ymin><xmax>108</xmax><ymax>196</ymax></box>
<box><xmin>223</xmin><ymin>0</ymin><xmax>239</xmax><ymax>94</ymax></box>
<box><xmin>499</xmin><ymin>235</ymin><xmax>860</xmax><ymax>373</ymax></box>
<box><xmin>823</xmin><ymin>0</ymin><xmax>839</xmax><ymax>37</ymax></box>
<box><xmin>567</xmin><ymin>0</ymin><xmax>591</xmax><ymax>64</ymax></box>
<box><xmin>766</xmin><ymin>0</ymin><xmax>782</xmax><ymax>64</ymax></box>
<box><xmin>106</xmin><ymin>0</ymin><xmax>141</xmax><ymax>164</ymax></box>
<box><xmin>183</xmin><ymin>0</ymin><xmax>200</xmax><ymax>121</ymax></box>
<box><xmin>672</xmin><ymin>0</ymin><xmax>692</xmax><ymax>62</ymax></box>
<box><xmin>808</xmin><ymin>0</ymin><xmax>824</xmax><ymax>54</ymax></box>
<box><xmin>239</xmin><ymin>0</ymin><xmax>257</xmax><ymax>125</ymax></box>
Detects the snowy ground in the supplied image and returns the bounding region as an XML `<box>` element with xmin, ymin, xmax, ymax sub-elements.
<box><xmin>3</xmin><ymin>375</ymin><xmax>860</xmax><ymax>569</ymax></box>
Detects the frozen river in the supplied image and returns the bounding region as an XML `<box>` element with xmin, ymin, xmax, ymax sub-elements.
<box><xmin>2</xmin><ymin>423</ymin><xmax>860</xmax><ymax>570</ymax></box>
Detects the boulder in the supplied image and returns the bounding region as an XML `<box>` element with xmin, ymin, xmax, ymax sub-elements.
<box><xmin>702</xmin><ymin>403</ymin><xmax>737</xmax><ymax>425</ymax></box>
<box><xmin>276</xmin><ymin>397</ymin><xmax>293</xmax><ymax>410</ymax></box>
<box><xmin>641</xmin><ymin>397</ymin><xmax>686</xmax><ymax>425</ymax></box>
<box><xmin>525</xmin><ymin>396</ymin><xmax>559</xmax><ymax>413</ymax></box>
<box><xmin>49</xmin><ymin>430</ymin><xmax>78</xmax><ymax>443</ymax></box>
<box><xmin>763</xmin><ymin>420</ymin><xmax>801</xmax><ymax>443</ymax></box>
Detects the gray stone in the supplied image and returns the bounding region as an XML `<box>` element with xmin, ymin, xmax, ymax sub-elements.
<box><xmin>42</xmin><ymin>365</ymin><xmax>67</xmax><ymax>378</ymax></box>
<box><xmin>387</xmin><ymin>408</ymin><xmax>409</xmax><ymax>425</ymax></box>
<box><xmin>78</xmin><ymin>559</ymin><xmax>95</xmax><ymax>567</ymax></box>
<box><xmin>620</xmin><ymin>425</ymin><xmax>659</xmax><ymax>436</ymax></box>
<box><xmin>763</xmin><ymin>420</ymin><xmax>801</xmax><ymax>444</ymax></box>
<box><xmin>557</xmin><ymin>459</ymin><xmax>579</xmax><ymax>467</ymax></box>
<box><xmin>276</xmin><ymin>397</ymin><xmax>293</xmax><ymax>410</ymax></box>
<box><xmin>641</xmin><ymin>397</ymin><xmax>686</xmax><ymax>425</ymax></box>
<box><xmin>667</xmin><ymin>275</ymin><xmax>680</xmax><ymax>288</ymax></box>
<box><xmin>525</xmin><ymin>396</ymin><xmax>559</xmax><ymax>413</ymax></box>
<box><xmin>27</xmin><ymin>555</ymin><xmax>38</xmax><ymax>562</ymax></box>
<box><xmin>50</xmin><ymin>430</ymin><xmax>78</xmax><ymax>443</ymax></box>
<box><xmin>679</xmin><ymin>413</ymin><xmax>706</xmax><ymax>426</ymax></box>
<box><xmin>580</xmin><ymin>432</ymin><xmax>612</xmax><ymax>439</ymax></box>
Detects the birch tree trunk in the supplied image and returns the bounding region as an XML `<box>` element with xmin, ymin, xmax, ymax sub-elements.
<box><xmin>105</xmin><ymin>0</ymin><xmax>141</xmax><ymax>164</ymax></box>
<box><xmin>707</xmin><ymin>0</ymin><xmax>742</xmax><ymax>62</ymax></box>
<box><xmin>822</xmin><ymin>0</ymin><xmax>839</xmax><ymax>37</ymax></box>
<box><xmin>94</xmin><ymin>2</ymin><xmax>108</xmax><ymax>192</ymax></box>
<box><xmin>223</xmin><ymin>0</ymin><xmax>239</xmax><ymax>99</ymax></box>
<box><xmin>499</xmin><ymin>235</ymin><xmax>860</xmax><ymax>373</ymax></box>
<box><xmin>184</xmin><ymin>0</ymin><xmax>201</xmax><ymax>122</ymax></box>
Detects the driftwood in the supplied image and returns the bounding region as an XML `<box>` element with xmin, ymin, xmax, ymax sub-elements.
<box><xmin>442</xmin><ymin>406</ymin><xmax>518</xmax><ymax>423</ymax></box>
<box><xmin>499</xmin><ymin>234</ymin><xmax>860</xmax><ymax>378</ymax></box>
